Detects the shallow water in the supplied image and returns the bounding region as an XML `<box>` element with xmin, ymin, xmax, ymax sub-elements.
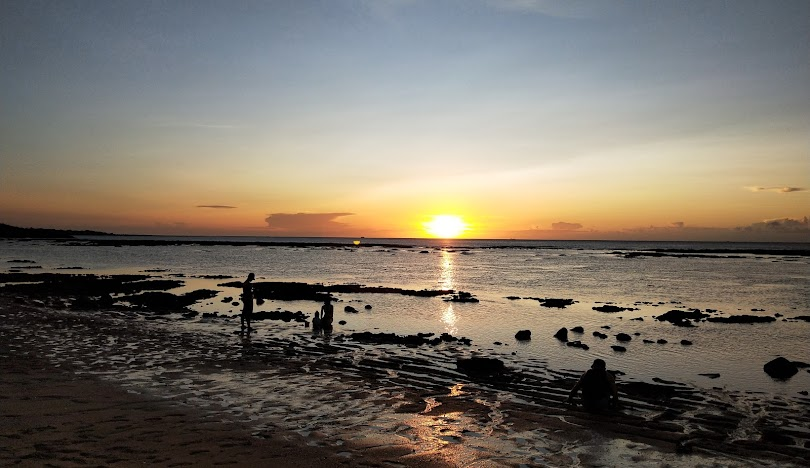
<box><xmin>2</xmin><ymin>238</ymin><xmax>809</xmax><ymax>395</ymax></box>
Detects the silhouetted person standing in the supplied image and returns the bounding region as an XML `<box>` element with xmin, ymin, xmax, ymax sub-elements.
<box><xmin>567</xmin><ymin>358</ymin><xmax>619</xmax><ymax>412</ymax></box>
<box><xmin>320</xmin><ymin>297</ymin><xmax>334</xmax><ymax>329</ymax></box>
<box><xmin>241</xmin><ymin>273</ymin><xmax>255</xmax><ymax>331</ymax></box>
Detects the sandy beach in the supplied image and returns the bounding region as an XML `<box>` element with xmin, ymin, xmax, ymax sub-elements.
<box><xmin>2</xmin><ymin>292</ymin><xmax>808</xmax><ymax>467</ymax></box>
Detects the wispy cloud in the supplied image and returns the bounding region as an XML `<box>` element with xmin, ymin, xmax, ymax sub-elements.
<box><xmin>197</xmin><ymin>205</ymin><xmax>237</xmax><ymax>209</ymax></box>
<box><xmin>746</xmin><ymin>186</ymin><xmax>807</xmax><ymax>193</ymax></box>
<box><xmin>264</xmin><ymin>212</ymin><xmax>356</xmax><ymax>236</ymax></box>
<box><xmin>551</xmin><ymin>221</ymin><xmax>582</xmax><ymax>231</ymax></box>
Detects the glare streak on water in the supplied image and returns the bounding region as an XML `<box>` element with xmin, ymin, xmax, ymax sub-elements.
<box><xmin>2</xmin><ymin>238</ymin><xmax>809</xmax><ymax>395</ymax></box>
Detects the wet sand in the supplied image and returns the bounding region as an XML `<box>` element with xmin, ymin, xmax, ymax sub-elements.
<box><xmin>1</xmin><ymin>298</ymin><xmax>808</xmax><ymax>467</ymax></box>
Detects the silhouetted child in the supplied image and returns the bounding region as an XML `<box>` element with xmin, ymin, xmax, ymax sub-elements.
<box><xmin>312</xmin><ymin>310</ymin><xmax>321</xmax><ymax>330</ymax></box>
<box><xmin>241</xmin><ymin>273</ymin><xmax>255</xmax><ymax>331</ymax></box>
<box><xmin>566</xmin><ymin>358</ymin><xmax>619</xmax><ymax>412</ymax></box>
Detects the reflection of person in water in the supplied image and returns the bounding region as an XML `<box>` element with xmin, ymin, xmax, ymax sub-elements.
<box><xmin>320</xmin><ymin>297</ymin><xmax>334</xmax><ymax>328</ymax></box>
<box><xmin>566</xmin><ymin>358</ymin><xmax>619</xmax><ymax>412</ymax></box>
<box><xmin>241</xmin><ymin>273</ymin><xmax>255</xmax><ymax>331</ymax></box>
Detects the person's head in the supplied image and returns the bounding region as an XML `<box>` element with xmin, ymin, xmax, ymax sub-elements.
<box><xmin>325</xmin><ymin>296</ymin><xmax>332</xmax><ymax>303</ymax></box>
<box><xmin>247</xmin><ymin>273</ymin><xmax>255</xmax><ymax>281</ymax></box>
<box><xmin>591</xmin><ymin>358</ymin><xmax>606</xmax><ymax>370</ymax></box>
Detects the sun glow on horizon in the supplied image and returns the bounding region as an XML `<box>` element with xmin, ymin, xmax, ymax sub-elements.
<box><xmin>424</xmin><ymin>215</ymin><xmax>468</xmax><ymax>239</ymax></box>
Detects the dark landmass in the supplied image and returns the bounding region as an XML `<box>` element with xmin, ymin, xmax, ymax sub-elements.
<box><xmin>0</xmin><ymin>223</ymin><xmax>113</xmax><ymax>239</ymax></box>
<box><xmin>617</xmin><ymin>248</ymin><xmax>810</xmax><ymax>258</ymax></box>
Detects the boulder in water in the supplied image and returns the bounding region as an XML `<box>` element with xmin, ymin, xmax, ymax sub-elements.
<box><xmin>515</xmin><ymin>330</ymin><xmax>531</xmax><ymax>341</ymax></box>
<box><xmin>764</xmin><ymin>357</ymin><xmax>798</xmax><ymax>379</ymax></box>
<box><xmin>553</xmin><ymin>328</ymin><xmax>568</xmax><ymax>342</ymax></box>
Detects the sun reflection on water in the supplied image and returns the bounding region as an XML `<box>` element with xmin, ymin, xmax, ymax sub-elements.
<box><xmin>442</xmin><ymin>304</ymin><xmax>458</xmax><ymax>335</ymax></box>
<box><xmin>439</xmin><ymin>249</ymin><xmax>454</xmax><ymax>291</ymax></box>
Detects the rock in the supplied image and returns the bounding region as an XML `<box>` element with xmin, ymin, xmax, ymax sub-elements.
<box><xmin>457</xmin><ymin>357</ymin><xmax>505</xmax><ymax>375</ymax></box>
<box><xmin>537</xmin><ymin>298</ymin><xmax>576</xmax><ymax>308</ymax></box>
<box><xmin>630</xmin><ymin>317</ymin><xmax>644</xmax><ymax>321</ymax></box>
<box><xmin>793</xmin><ymin>316</ymin><xmax>810</xmax><ymax>322</ymax></box>
<box><xmin>680</xmin><ymin>340</ymin><xmax>693</xmax><ymax>345</ymax></box>
<box><xmin>505</xmin><ymin>296</ymin><xmax>521</xmax><ymax>300</ymax></box>
<box><xmin>592</xmin><ymin>331</ymin><xmax>608</xmax><ymax>339</ymax></box>
<box><xmin>515</xmin><ymin>330</ymin><xmax>531</xmax><ymax>341</ymax></box>
<box><xmin>593</xmin><ymin>305</ymin><xmax>637</xmax><ymax>313</ymax></box>
<box><xmin>699</xmin><ymin>373</ymin><xmax>721</xmax><ymax>379</ymax></box>
<box><xmin>444</xmin><ymin>291</ymin><xmax>479</xmax><ymax>303</ymax></box>
<box><xmin>616</xmin><ymin>333</ymin><xmax>632</xmax><ymax>342</ymax></box>
<box><xmin>657</xmin><ymin>339</ymin><xmax>668</xmax><ymax>344</ymax></box>
<box><xmin>231</xmin><ymin>301</ymin><xmax>240</xmax><ymax>307</ymax></box>
<box><xmin>566</xmin><ymin>341</ymin><xmax>589</xmax><ymax>350</ymax></box>
<box><xmin>611</xmin><ymin>345</ymin><xmax>626</xmax><ymax>352</ymax></box>
<box><xmin>571</xmin><ymin>326</ymin><xmax>584</xmax><ymax>333</ymax></box>
<box><xmin>764</xmin><ymin>357</ymin><xmax>799</xmax><ymax>379</ymax></box>
<box><xmin>601</xmin><ymin>325</ymin><xmax>611</xmax><ymax>329</ymax></box>
<box><xmin>706</xmin><ymin>315</ymin><xmax>776</xmax><ymax>324</ymax></box>
<box><xmin>656</xmin><ymin>309</ymin><xmax>708</xmax><ymax>327</ymax></box>
<box><xmin>344</xmin><ymin>305</ymin><xmax>359</xmax><ymax>313</ymax></box>
<box><xmin>643</xmin><ymin>339</ymin><xmax>654</xmax><ymax>344</ymax></box>
<box><xmin>364</xmin><ymin>304</ymin><xmax>372</xmax><ymax>310</ymax></box>
<box><xmin>222</xmin><ymin>297</ymin><xmax>233</xmax><ymax>303</ymax></box>
<box><xmin>553</xmin><ymin>328</ymin><xmax>568</xmax><ymax>342</ymax></box>
<box><xmin>338</xmin><ymin>320</ymin><xmax>347</xmax><ymax>325</ymax></box>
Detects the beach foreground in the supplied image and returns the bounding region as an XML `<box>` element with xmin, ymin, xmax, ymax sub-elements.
<box><xmin>1</xmin><ymin>298</ymin><xmax>808</xmax><ymax>467</ymax></box>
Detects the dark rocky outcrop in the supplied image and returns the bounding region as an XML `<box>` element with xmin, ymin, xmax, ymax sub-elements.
<box><xmin>344</xmin><ymin>306</ymin><xmax>359</xmax><ymax>313</ymax></box>
<box><xmin>534</xmin><ymin>298</ymin><xmax>576</xmax><ymax>308</ymax></box>
<box><xmin>350</xmin><ymin>331</ymin><xmax>471</xmax><ymax>347</ymax></box>
<box><xmin>593</xmin><ymin>305</ymin><xmax>637</xmax><ymax>313</ymax></box>
<box><xmin>515</xmin><ymin>330</ymin><xmax>531</xmax><ymax>341</ymax></box>
<box><xmin>706</xmin><ymin>315</ymin><xmax>776</xmax><ymax>324</ymax></box>
<box><xmin>571</xmin><ymin>326</ymin><xmax>584</xmax><ymax>333</ymax></box>
<box><xmin>699</xmin><ymin>373</ymin><xmax>721</xmax><ymax>379</ymax></box>
<box><xmin>553</xmin><ymin>328</ymin><xmax>568</xmax><ymax>342</ymax></box>
<box><xmin>592</xmin><ymin>331</ymin><xmax>608</xmax><ymax>339</ymax></box>
<box><xmin>791</xmin><ymin>316</ymin><xmax>810</xmax><ymax>322</ymax></box>
<box><xmin>444</xmin><ymin>291</ymin><xmax>479</xmax><ymax>303</ymax></box>
<box><xmin>657</xmin><ymin>339</ymin><xmax>668</xmax><ymax>344</ymax></box>
<box><xmin>566</xmin><ymin>341</ymin><xmax>589</xmax><ymax>350</ymax></box>
<box><xmin>656</xmin><ymin>309</ymin><xmax>708</xmax><ymax>327</ymax></box>
<box><xmin>611</xmin><ymin>345</ymin><xmax>626</xmax><ymax>352</ymax></box>
<box><xmin>364</xmin><ymin>304</ymin><xmax>372</xmax><ymax>310</ymax></box>
<box><xmin>457</xmin><ymin>357</ymin><xmax>504</xmax><ymax>375</ymax></box>
<box><xmin>764</xmin><ymin>357</ymin><xmax>799</xmax><ymax>379</ymax></box>
<box><xmin>616</xmin><ymin>333</ymin><xmax>632</xmax><ymax>342</ymax></box>
<box><xmin>680</xmin><ymin>340</ymin><xmax>693</xmax><ymax>346</ymax></box>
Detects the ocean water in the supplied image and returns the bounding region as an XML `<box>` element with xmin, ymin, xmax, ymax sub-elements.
<box><xmin>3</xmin><ymin>237</ymin><xmax>809</xmax><ymax>395</ymax></box>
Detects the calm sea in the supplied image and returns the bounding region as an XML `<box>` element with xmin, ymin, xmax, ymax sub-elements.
<box><xmin>3</xmin><ymin>237</ymin><xmax>809</xmax><ymax>395</ymax></box>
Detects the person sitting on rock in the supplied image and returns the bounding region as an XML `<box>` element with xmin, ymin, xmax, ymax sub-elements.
<box><xmin>566</xmin><ymin>358</ymin><xmax>619</xmax><ymax>412</ymax></box>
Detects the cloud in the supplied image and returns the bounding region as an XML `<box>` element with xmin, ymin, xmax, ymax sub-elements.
<box><xmin>551</xmin><ymin>221</ymin><xmax>582</xmax><ymax>231</ymax></box>
<box><xmin>736</xmin><ymin>216</ymin><xmax>810</xmax><ymax>234</ymax></box>
<box><xmin>197</xmin><ymin>205</ymin><xmax>237</xmax><ymax>209</ymax></box>
<box><xmin>264</xmin><ymin>212</ymin><xmax>356</xmax><ymax>236</ymax></box>
<box><xmin>746</xmin><ymin>186</ymin><xmax>807</xmax><ymax>193</ymax></box>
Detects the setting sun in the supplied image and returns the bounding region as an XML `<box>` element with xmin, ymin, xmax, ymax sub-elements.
<box><xmin>424</xmin><ymin>215</ymin><xmax>468</xmax><ymax>238</ymax></box>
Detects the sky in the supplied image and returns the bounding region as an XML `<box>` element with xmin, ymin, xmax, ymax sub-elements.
<box><xmin>1</xmin><ymin>0</ymin><xmax>808</xmax><ymax>241</ymax></box>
